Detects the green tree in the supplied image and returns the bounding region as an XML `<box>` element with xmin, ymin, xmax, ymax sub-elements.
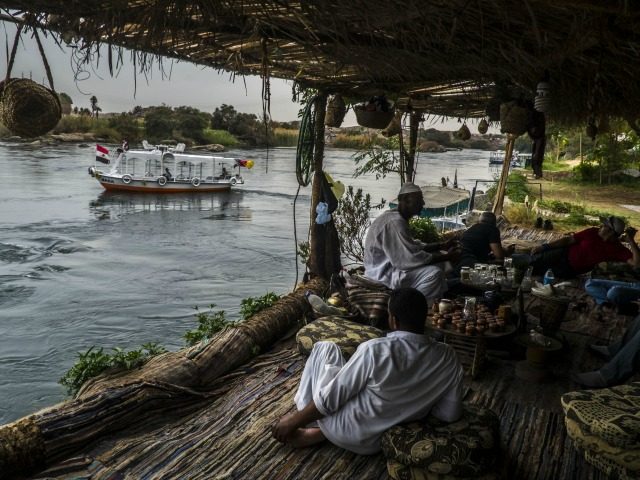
<box><xmin>144</xmin><ymin>105</ymin><xmax>175</xmax><ymax>140</ymax></box>
<box><xmin>90</xmin><ymin>95</ymin><xmax>100</xmax><ymax>118</ymax></box>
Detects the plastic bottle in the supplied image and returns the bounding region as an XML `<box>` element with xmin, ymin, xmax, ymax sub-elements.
<box><xmin>305</xmin><ymin>291</ymin><xmax>344</xmax><ymax>316</ymax></box>
<box><xmin>520</xmin><ymin>266</ymin><xmax>533</xmax><ymax>292</ymax></box>
<box><xmin>543</xmin><ymin>268</ymin><xmax>555</xmax><ymax>285</ymax></box>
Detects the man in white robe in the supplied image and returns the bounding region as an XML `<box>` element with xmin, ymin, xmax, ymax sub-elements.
<box><xmin>272</xmin><ymin>288</ymin><xmax>464</xmax><ymax>453</ymax></box>
<box><xmin>363</xmin><ymin>182</ymin><xmax>460</xmax><ymax>304</ymax></box>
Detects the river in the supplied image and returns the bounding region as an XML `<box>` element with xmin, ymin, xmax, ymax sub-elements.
<box><xmin>0</xmin><ymin>142</ymin><xmax>498</xmax><ymax>424</ymax></box>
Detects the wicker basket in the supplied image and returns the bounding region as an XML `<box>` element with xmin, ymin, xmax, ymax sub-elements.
<box><xmin>0</xmin><ymin>26</ymin><xmax>61</xmax><ymax>138</ymax></box>
<box><xmin>325</xmin><ymin>94</ymin><xmax>347</xmax><ymax>127</ymax></box>
<box><xmin>0</xmin><ymin>79</ymin><xmax>61</xmax><ymax>138</ymax></box>
<box><xmin>354</xmin><ymin>105</ymin><xmax>395</xmax><ymax>129</ymax></box>
<box><xmin>500</xmin><ymin>101</ymin><xmax>529</xmax><ymax>136</ymax></box>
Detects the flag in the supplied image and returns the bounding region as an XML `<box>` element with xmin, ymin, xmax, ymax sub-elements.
<box><xmin>96</xmin><ymin>144</ymin><xmax>110</xmax><ymax>164</ymax></box>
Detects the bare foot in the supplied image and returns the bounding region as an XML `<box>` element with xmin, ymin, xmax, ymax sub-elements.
<box><xmin>286</xmin><ymin>427</ymin><xmax>326</xmax><ymax>448</ymax></box>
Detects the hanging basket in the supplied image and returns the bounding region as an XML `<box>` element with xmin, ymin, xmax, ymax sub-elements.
<box><xmin>354</xmin><ymin>105</ymin><xmax>395</xmax><ymax>129</ymax></box>
<box><xmin>0</xmin><ymin>25</ymin><xmax>61</xmax><ymax>138</ymax></box>
<box><xmin>325</xmin><ymin>94</ymin><xmax>347</xmax><ymax>128</ymax></box>
<box><xmin>478</xmin><ymin>118</ymin><xmax>489</xmax><ymax>134</ymax></box>
<box><xmin>456</xmin><ymin>123</ymin><xmax>471</xmax><ymax>140</ymax></box>
<box><xmin>0</xmin><ymin>79</ymin><xmax>61</xmax><ymax>138</ymax></box>
<box><xmin>500</xmin><ymin>101</ymin><xmax>529</xmax><ymax>136</ymax></box>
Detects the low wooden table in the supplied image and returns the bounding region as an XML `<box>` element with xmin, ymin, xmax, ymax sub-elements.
<box><xmin>427</xmin><ymin>323</ymin><xmax>516</xmax><ymax>379</ymax></box>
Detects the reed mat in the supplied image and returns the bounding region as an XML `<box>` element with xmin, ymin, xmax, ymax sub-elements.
<box><xmin>32</xmin><ymin>312</ymin><xmax>636</xmax><ymax>480</ymax></box>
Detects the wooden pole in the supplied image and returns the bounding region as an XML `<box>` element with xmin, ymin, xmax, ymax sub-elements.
<box><xmin>406</xmin><ymin>112</ymin><xmax>420</xmax><ymax>183</ymax></box>
<box><xmin>308</xmin><ymin>93</ymin><xmax>328</xmax><ymax>278</ymax></box>
<box><xmin>492</xmin><ymin>133</ymin><xmax>516</xmax><ymax>216</ymax></box>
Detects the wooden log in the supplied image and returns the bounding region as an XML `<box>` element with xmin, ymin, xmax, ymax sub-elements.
<box><xmin>0</xmin><ymin>278</ymin><xmax>327</xmax><ymax>478</ymax></box>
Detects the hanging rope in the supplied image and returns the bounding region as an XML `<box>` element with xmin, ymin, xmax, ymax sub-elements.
<box><xmin>296</xmin><ymin>96</ymin><xmax>317</xmax><ymax>186</ymax></box>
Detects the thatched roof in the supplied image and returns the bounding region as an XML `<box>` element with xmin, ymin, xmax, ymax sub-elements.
<box><xmin>1</xmin><ymin>1</ymin><xmax>639</xmax><ymax>126</ymax></box>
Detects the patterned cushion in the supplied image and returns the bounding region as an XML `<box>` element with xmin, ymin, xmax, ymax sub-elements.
<box><xmin>565</xmin><ymin>417</ymin><xmax>640</xmax><ymax>471</ymax></box>
<box><xmin>381</xmin><ymin>404</ymin><xmax>500</xmax><ymax>478</ymax></box>
<box><xmin>296</xmin><ymin>317</ymin><xmax>383</xmax><ymax>358</ymax></box>
<box><xmin>561</xmin><ymin>383</ymin><xmax>640</xmax><ymax>449</ymax></box>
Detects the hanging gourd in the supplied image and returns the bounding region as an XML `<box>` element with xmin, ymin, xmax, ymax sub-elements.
<box><xmin>325</xmin><ymin>94</ymin><xmax>347</xmax><ymax>128</ymax></box>
<box><xmin>0</xmin><ymin>26</ymin><xmax>61</xmax><ymax>138</ymax></box>
<box><xmin>456</xmin><ymin>123</ymin><xmax>471</xmax><ymax>140</ymax></box>
<box><xmin>478</xmin><ymin>119</ymin><xmax>489</xmax><ymax>134</ymax></box>
<box><xmin>499</xmin><ymin>101</ymin><xmax>529</xmax><ymax>136</ymax></box>
<box><xmin>534</xmin><ymin>81</ymin><xmax>551</xmax><ymax>113</ymax></box>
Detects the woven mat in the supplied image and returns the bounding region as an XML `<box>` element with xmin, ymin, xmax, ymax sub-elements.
<box><xmin>33</xmin><ymin>318</ymin><xmax>633</xmax><ymax>480</ymax></box>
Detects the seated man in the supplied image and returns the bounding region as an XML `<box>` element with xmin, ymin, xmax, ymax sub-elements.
<box><xmin>364</xmin><ymin>182</ymin><xmax>460</xmax><ymax>304</ymax></box>
<box><xmin>272</xmin><ymin>287</ymin><xmax>464</xmax><ymax>453</ymax></box>
<box><xmin>458</xmin><ymin>211</ymin><xmax>515</xmax><ymax>270</ymax></box>
<box><xmin>517</xmin><ymin>216</ymin><xmax>639</xmax><ymax>278</ymax></box>
<box><xmin>573</xmin><ymin>312</ymin><xmax>640</xmax><ymax>387</ymax></box>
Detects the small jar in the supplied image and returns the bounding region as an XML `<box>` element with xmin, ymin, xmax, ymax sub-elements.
<box><xmin>460</xmin><ymin>267</ymin><xmax>471</xmax><ymax>282</ymax></box>
<box><xmin>439</xmin><ymin>299</ymin><xmax>453</xmax><ymax>314</ymax></box>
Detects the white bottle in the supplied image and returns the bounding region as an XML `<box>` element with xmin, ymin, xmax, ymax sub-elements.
<box><xmin>305</xmin><ymin>292</ymin><xmax>343</xmax><ymax>316</ymax></box>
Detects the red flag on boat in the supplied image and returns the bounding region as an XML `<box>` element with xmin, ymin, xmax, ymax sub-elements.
<box><xmin>96</xmin><ymin>144</ymin><xmax>110</xmax><ymax>164</ymax></box>
<box><xmin>235</xmin><ymin>159</ymin><xmax>254</xmax><ymax>169</ymax></box>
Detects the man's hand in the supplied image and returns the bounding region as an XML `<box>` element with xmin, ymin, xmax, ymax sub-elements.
<box><xmin>446</xmin><ymin>246</ymin><xmax>462</xmax><ymax>264</ymax></box>
<box><xmin>623</xmin><ymin>226</ymin><xmax>638</xmax><ymax>243</ymax></box>
<box><xmin>442</xmin><ymin>238</ymin><xmax>459</xmax><ymax>250</ymax></box>
<box><xmin>272</xmin><ymin>412</ymin><xmax>300</xmax><ymax>443</ymax></box>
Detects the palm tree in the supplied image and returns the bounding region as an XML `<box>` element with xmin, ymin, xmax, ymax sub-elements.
<box><xmin>90</xmin><ymin>95</ymin><xmax>99</xmax><ymax>118</ymax></box>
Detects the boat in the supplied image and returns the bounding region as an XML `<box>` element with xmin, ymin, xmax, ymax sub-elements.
<box><xmin>489</xmin><ymin>150</ymin><xmax>527</xmax><ymax>168</ymax></box>
<box><xmin>430</xmin><ymin>213</ymin><xmax>467</xmax><ymax>232</ymax></box>
<box><xmin>389</xmin><ymin>185</ymin><xmax>471</xmax><ymax>218</ymax></box>
<box><xmin>88</xmin><ymin>143</ymin><xmax>253</xmax><ymax>193</ymax></box>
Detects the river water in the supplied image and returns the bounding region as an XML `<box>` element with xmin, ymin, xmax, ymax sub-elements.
<box><xmin>0</xmin><ymin>142</ymin><xmax>498</xmax><ymax>424</ymax></box>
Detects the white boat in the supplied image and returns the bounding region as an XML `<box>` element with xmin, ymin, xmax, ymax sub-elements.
<box><xmin>88</xmin><ymin>143</ymin><xmax>253</xmax><ymax>193</ymax></box>
<box><xmin>489</xmin><ymin>150</ymin><xmax>525</xmax><ymax>168</ymax></box>
<box><xmin>389</xmin><ymin>185</ymin><xmax>471</xmax><ymax>218</ymax></box>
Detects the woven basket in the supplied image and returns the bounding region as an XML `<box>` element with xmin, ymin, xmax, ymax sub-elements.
<box><xmin>354</xmin><ymin>105</ymin><xmax>395</xmax><ymax>129</ymax></box>
<box><xmin>0</xmin><ymin>79</ymin><xmax>61</xmax><ymax>137</ymax></box>
<box><xmin>500</xmin><ymin>101</ymin><xmax>529</xmax><ymax>136</ymax></box>
<box><xmin>325</xmin><ymin>94</ymin><xmax>347</xmax><ymax>127</ymax></box>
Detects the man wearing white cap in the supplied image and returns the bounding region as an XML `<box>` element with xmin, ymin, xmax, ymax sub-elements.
<box><xmin>363</xmin><ymin>182</ymin><xmax>460</xmax><ymax>303</ymax></box>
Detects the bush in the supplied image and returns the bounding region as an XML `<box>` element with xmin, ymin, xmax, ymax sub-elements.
<box><xmin>332</xmin><ymin>133</ymin><xmax>374</xmax><ymax>149</ymax></box>
<box><xmin>184</xmin><ymin>304</ymin><xmax>231</xmax><ymax>346</ymax></box>
<box><xmin>59</xmin><ymin>343</ymin><xmax>166</xmax><ymax>396</ymax></box>
<box><xmin>504</xmin><ymin>203</ymin><xmax>536</xmax><ymax>226</ymax></box>
<box><xmin>201</xmin><ymin>128</ymin><xmax>240</xmax><ymax>146</ymax></box>
<box><xmin>486</xmin><ymin>172</ymin><xmax>531</xmax><ymax>203</ymax></box>
<box><xmin>240</xmin><ymin>292</ymin><xmax>280</xmax><ymax>320</ymax></box>
<box><xmin>409</xmin><ymin>217</ymin><xmax>440</xmax><ymax>243</ymax></box>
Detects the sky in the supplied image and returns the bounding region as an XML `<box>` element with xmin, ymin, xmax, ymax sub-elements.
<box><xmin>3</xmin><ymin>21</ymin><xmax>471</xmax><ymax>130</ymax></box>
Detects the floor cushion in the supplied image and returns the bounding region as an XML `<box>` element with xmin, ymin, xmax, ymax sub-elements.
<box><xmin>386</xmin><ymin>459</ymin><xmax>497</xmax><ymax>480</ymax></box>
<box><xmin>296</xmin><ymin>316</ymin><xmax>383</xmax><ymax>358</ymax></box>
<box><xmin>565</xmin><ymin>416</ymin><xmax>640</xmax><ymax>471</ymax></box>
<box><xmin>381</xmin><ymin>404</ymin><xmax>500</xmax><ymax>478</ymax></box>
<box><xmin>561</xmin><ymin>383</ymin><xmax>640</xmax><ymax>450</ymax></box>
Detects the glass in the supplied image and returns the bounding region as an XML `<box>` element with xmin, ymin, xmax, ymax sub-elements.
<box><xmin>503</xmin><ymin>258</ymin><xmax>513</xmax><ymax>268</ymax></box>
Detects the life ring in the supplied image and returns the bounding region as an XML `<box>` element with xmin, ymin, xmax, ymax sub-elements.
<box><xmin>122</xmin><ymin>174</ymin><xmax>132</xmax><ymax>184</ymax></box>
<box><xmin>230</xmin><ymin>177</ymin><xmax>237</xmax><ymax>186</ymax></box>
<box><xmin>158</xmin><ymin>176</ymin><xmax>167</xmax><ymax>186</ymax></box>
<box><xmin>191</xmin><ymin>177</ymin><xmax>201</xmax><ymax>187</ymax></box>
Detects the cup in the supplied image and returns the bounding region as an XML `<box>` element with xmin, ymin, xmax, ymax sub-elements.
<box><xmin>504</xmin><ymin>258</ymin><xmax>513</xmax><ymax>268</ymax></box>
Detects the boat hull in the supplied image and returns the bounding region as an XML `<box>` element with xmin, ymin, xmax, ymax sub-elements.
<box><xmin>95</xmin><ymin>172</ymin><xmax>238</xmax><ymax>193</ymax></box>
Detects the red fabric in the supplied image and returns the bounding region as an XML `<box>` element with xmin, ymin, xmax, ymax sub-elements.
<box><xmin>96</xmin><ymin>144</ymin><xmax>109</xmax><ymax>155</ymax></box>
<box><xmin>568</xmin><ymin>227</ymin><xmax>632</xmax><ymax>273</ymax></box>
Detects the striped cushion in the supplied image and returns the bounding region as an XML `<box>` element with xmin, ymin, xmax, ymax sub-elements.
<box><xmin>381</xmin><ymin>404</ymin><xmax>499</xmax><ymax>478</ymax></box>
<box><xmin>296</xmin><ymin>317</ymin><xmax>383</xmax><ymax>358</ymax></box>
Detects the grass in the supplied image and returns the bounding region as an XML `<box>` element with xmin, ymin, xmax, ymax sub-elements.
<box><xmin>201</xmin><ymin>128</ymin><xmax>240</xmax><ymax>146</ymax></box>
<box><xmin>514</xmin><ymin>162</ymin><xmax>640</xmax><ymax>232</ymax></box>
<box><xmin>272</xmin><ymin>127</ymin><xmax>298</xmax><ymax>146</ymax></box>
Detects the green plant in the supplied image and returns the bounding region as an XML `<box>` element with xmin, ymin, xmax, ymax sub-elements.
<box><xmin>504</xmin><ymin>203</ymin><xmax>537</xmax><ymax>225</ymax></box>
<box><xmin>408</xmin><ymin>217</ymin><xmax>440</xmax><ymax>243</ymax></box>
<box><xmin>486</xmin><ymin>172</ymin><xmax>531</xmax><ymax>203</ymax></box>
<box><xmin>333</xmin><ymin>186</ymin><xmax>385</xmax><ymax>265</ymax></box>
<box><xmin>352</xmin><ymin>140</ymin><xmax>401</xmax><ymax>180</ymax></box>
<box><xmin>59</xmin><ymin>343</ymin><xmax>166</xmax><ymax>396</ymax></box>
<box><xmin>297</xmin><ymin>240</ymin><xmax>310</xmax><ymax>265</ymax></box>
<box><xmin>240</xmin><ymin>292</ymin><xmax>280</xmax><ymax>320</ymax></box>
<box><xmin>184</xmin><ymin>304</ymin><xmax>232</xmax><ymax>346</ymax></box>
<box><xmin>201</xmin><ymin>128</ymin><xmax>240</xmax><ymax>146</ymax></box>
